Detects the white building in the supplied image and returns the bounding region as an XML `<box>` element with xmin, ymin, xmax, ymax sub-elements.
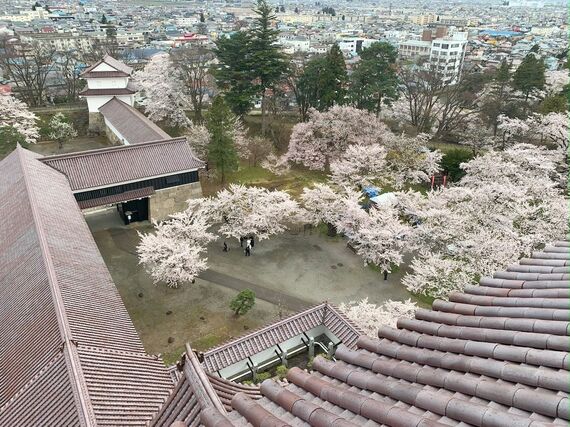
<box><xmin>279</xmin><ymin>36</ymin><xmax>310</xmax><ymax>53</ymax></box>
<box><xmin>429</xmin><ymin>32</ymin><xmax>468</xmax><ymax>84</ymax></box>
<box><xmin>398</xmin><ymin>40</ymin><xmax>432</xmax><ymax>60</ymax></box>
<box><xmin>79</xmin><ymin>55</ymin><xmax>136</xmax><ymax>132</ymax></box>
<box><xmin>338</xmin><ymin>38</ymin><xmax>377</xmax><ymax>55</ymax></box>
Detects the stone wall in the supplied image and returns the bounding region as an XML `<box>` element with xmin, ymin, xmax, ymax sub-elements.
<box><xmin>104</xmin><ymin>123</ymin><xmax>122</xmax><ymax>145</ymax></box>
<box><xmin>88</xmin><ymin>112</ymin><xmax>105</xmax><ymax>135</ymax></box>
<box><xmin>149</xmin><ymin>182</ymin><xmax>203</xmax><ymax>221</ymax></box>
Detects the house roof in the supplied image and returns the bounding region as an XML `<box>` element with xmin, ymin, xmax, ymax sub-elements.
<box><xmin>40</xmin><ymin>138</ymin><xmax>204</xmax><ymax>192</ymax></box>
<box><xmin>81</xmin><ymin>70</ymin><xmax>130</xmax><ymax>79</ymax></box>
<box><xmin>0</xmin><ymin>146</ymin><xmax>173</xmax><ymax>426</ymax></box>
<box><xmin>79</xmin><ymin>87</ymin><xmax>136</xmax><ymax>96</ymax></box>
<box><xmin>150</xmin><ymin>241</ymin><xmax>570</xmax><ymax>426</ymax></box>
<box><xmin>98</xmin><ymin>97</ymin><xmax>171</xmax><ymax>145</ymax></box>
<box><xmin>77</xmin><ymin>186</ymin><xmax>155</xmax><ymax>209</ymax></box>
<box><xmin>202</xmin><ymin>302</ymin><xmax>362</xmax><ymax>373</ymax></box>
<box><xmin>80</xmin><ymin>54</ymin><xmax>133</xmax><ymax>76</ymax></box>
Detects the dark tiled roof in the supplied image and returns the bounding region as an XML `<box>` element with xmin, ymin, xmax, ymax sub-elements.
<box><xmin>151</xmin><ymin>241</ymin><xmax>570</xmax><ymax>426</ymax></box>
<box><xmin>77</xmin><ymin>186</ymin><xmax>155</xmax><ymax>209</ymax></box>
<box><xmin>98</xmin><ymin>97</ymin><xmax>171</xmax><ymax>145</ymax></box>
<box><xmin>0</xmin><ymin>147</ymin><xmax>173</xmax><ymax>426</ymax></box>
<box><xmin>80</xmin><ymin>54</ymin><xmax>133</xmax><ymax>76</ymax></box>
<box><xmin>79</xmin><ymin>87</ymin><xmax>136</xmax><ymax>96</ymax></box>
<box><xmin>202</xmin><ymin>302</ymin><xmax>362</xmax><ymax>373</ymax></box>
<box><xmin>40</xmin><ymin>138</ymin><xmax>204</xmax><ymax>191</ymax></box>
<box><xmin>82</xmin><ymin>70</ymin><xmax>130</xmax><ymax>78</ymax></box>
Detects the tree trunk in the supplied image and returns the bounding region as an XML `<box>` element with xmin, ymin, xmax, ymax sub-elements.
<box><xmin>261</xmin><ymin>92</ymin><xmax>267</xmax><ymax>136</ymax></box>
<box><xmin>326</xmin><ymin>222</ymin><xmax>337</xmax><ymax>237</ymax></box>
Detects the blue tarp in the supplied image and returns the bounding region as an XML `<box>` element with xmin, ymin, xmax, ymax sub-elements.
<box><xmin>362</xmin><ymin>186</ymin><xmax>380</xmax><ymax>198</ymax></box>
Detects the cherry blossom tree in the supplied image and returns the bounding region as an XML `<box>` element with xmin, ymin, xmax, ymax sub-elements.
<box><xmin>301</xmin><ymin>184</ymin><xmax>367</xmax><ymax>236</ymax></box>
<box><xmin>286</xmin><ymin>106</ymin><xmax>390</xmax><ymax>170</ymax></box>
<box><xmin>0</xmin><ymin>94</ymin><xmax>40</xmax><ymax>144</ymax></box>
<box><xmin>134</xmin><ymin>54</ymin><xmax>191</xmax><ymax>128</ymax></box>
<box><xmin>236</xmin><ymin>136</ymin><xmax>274</xmax><ymax>166</ymax></box>
<box><xmin>529</xmin><ymin>112</ymin><xmax>569</xmax><ymax>150</ymax></box>
<box><xmin>545</xmin><ymin>69</ymin><xmax>569</xmax><ymax>95</ymax></box>
<box><xmin>137</xmin><ymin>214</ymin><xmax>217</xmax><ymax>287</ymax></box>
<box><xmin>48</xmin><ymin>113</ymin><xmax>78</xmax><ymax>149</ymax></box>
<box><xmin>187</xmin><ymin>184</ymin><xmax>302</xmax><ymax>242</ymax></box>
<box><xmin>347</xmin><ymin>205</ymin><xmax>412</xmax><ymax>274</ymax></box>
<box><xmin>185</xmin><ymin>124</ymin><xmax>211</xmax><ymax>160</ymax></box>
<box><xmin>339</xmin><ymin>298</ymin><xmax>418</xmax><ymax>337</ymax></box>
<box><xmin>302</xmin><ymin>184</ymin><xmax>410</xmax><ymax>273</ymax></box>
<box><xmin>402</xmin><ymin>253</ymin><xmax>475</xmax><ymax>300</ymax></box>
<box><xmin>399</xmin><ymin>144</ymin><xmax>568</xmax><ymax>299</ymax></box>
<box><xmin>457</xmin><ymin>117</ymin><xmax>496</xmax><ymax>154</ymax></box>
<box><xmin>496</xmin><ymin>114</ymin><xmax>530</xmax><ymax>148</ymax></box>
<box><xmin>261</xmin><ymin>152</ymin><xmax>291</xmax><ymax>175</ymax></box>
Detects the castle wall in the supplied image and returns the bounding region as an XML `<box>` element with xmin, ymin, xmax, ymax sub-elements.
<box><xmin>149</xmin><ymin>182</ymin><xmax>203</xmax><ymax>221</ymax></box>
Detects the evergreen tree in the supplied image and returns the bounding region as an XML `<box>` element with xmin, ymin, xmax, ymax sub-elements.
<box><xmin>230</xmin><ymin>289</ymin><xmax>256</xmax><ymax>316</ymax></box>
<box><xmin>205</xmin><ymin>96</ymin><xmax>239</xmax><ymax>184</ymax></box>
<box><xmin>513</xmin><ymin>53</ymin><xmax>546</xmax><ymax>107</ymax></box>
<box><xmin>199</xmin><ymin>11</ymin><xmax>205</xmax><ymax>22</ymax></box>
<box><xmin>214</xmin><ymin>31</ymin><xmax>257</xmax><ymax>117</ymax></box>
<box><xmin>100</xmin><ymin>14</ymin><xmax>107</xmax><ymax>24</ymax></box>
<box><xmin>349</xmin><ymin>42</ymin><xmax>398</xmax><ymax>115</ymax></box>
<box><xmin>295</xmin><ymin>44</ymin><xmax>347</xmax><ymax>118</ymax></box>
<box><xmin>250</xmin><ymin>0</ymin><xmax>288</xmax><ymax>135</ymax></box>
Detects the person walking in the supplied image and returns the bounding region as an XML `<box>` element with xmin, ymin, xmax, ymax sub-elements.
<box><xmin>245</xmin><ymin>239</ymin><xmax>252</xmax><ymax>256</ymax></box>
<box><xmin>240</xmin><ymin>236</ymin><xmax>244</xmax><ymax>247</ymax></box>
<box><xmin>223</xmin><ymin>242</ymin><xmax>228</xmax><ymax>252</ymax></box>
<box><xmin>250</xmin><ymin>235</ymin><xmax>255</xmax><ymax>249</ymax></box>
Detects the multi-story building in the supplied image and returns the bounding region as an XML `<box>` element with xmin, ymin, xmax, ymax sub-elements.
<box><xmin>19</xmin><ymin>32</ymin><xmax>94</xmax><ymax>51</ymax></box>
<box><xmin>429</xmin><ymin>32</ymin><xmax>468</xmax><ymax>84</ymax></box>
<box><xmin>409</xmin><ymin>13</ymin><xmax>437</xmax><ymax>25</ymax></box>
<box><xmin>398</xmin><ymin>39</ymin><xmax>432</xmax><ymax>60</ymax></box>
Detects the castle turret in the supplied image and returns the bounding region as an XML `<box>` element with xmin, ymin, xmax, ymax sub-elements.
<box><xmin>80</xmin><ymin>55</ymin><xmax>136</xmax><ymax>133</ymax></box>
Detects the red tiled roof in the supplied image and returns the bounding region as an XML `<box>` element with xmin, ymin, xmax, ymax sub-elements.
<box><xmin>0</xmin><ymin>147</ymin><xmax>172</xmax><ymax>426</ymax></box>
<box><xmin>150</xmin><ymin>241</ymin><xmax>570</xmax><ymax>426</ymax></box>
<box><xmin>40</xmin><ymin>138</ymin><xmax>204</xmax><ymax>192</ymax></box>
<box><xmin>98</xmin><ymin>97</ymin><xmax>170</xmax><ymax>145</ymax></box>
<box><xmin>77</xmin><ymin>186</ymin><xmax>155</xmax><ymax>209</ymax></box>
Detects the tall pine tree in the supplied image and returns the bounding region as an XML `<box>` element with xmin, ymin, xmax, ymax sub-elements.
<box><xmin>206</xmin><ymin>96</ymin><xmax>239</xmax><ymax>184</ymax></box>
<box><xmin>294</xmin><ymin>44</ymin><xmax>347</xmax><ymax>119</ymax></box>
<box><xmin>214</xmin><ymin>32</ymin><xmax>257</xmax><ymax>117</ymax></box>
<box><xmin>513</xmin><ymin>53</ymin><xmax>546</xmax><ymax>112</ymax></box>
<box><xmin>250</xmin><ymin>0</ymin><xmax>288</xmax><ymax>135</ymax></box>
<box><xmin>349</xmin><ymin>42</ymin><xmax>398</xmax><ymax>116</ymax></box>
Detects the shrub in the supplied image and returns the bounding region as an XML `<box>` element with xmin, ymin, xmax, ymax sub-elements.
<box><xmin>275</xmin><ymin>365</ymin><xmax>288</xmax><ymax>380</ymax></box>
<box><xmin>255</xmin><ymin>372</ymin><xmax>271</xmax><ymax>384</ymax></box>
<box><xmin>440</xmin><ymin>148</ymin><xmax>474</xmax><ymax>182</ymax></box>
<box><xmin>230</xmin><ymin>289</ymin><xmax>256</xmax><ymax>316</ymax></box>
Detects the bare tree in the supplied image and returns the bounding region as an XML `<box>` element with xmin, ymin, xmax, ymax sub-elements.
<box><xmin>171</xmin><ymin>45</ymin><xmax>215</xmax><ymax>123</ymax></box>
<box><xmin>397</xmin><ymin>67</ymin><xmax>485</xmax><ymax>139</ymax></box>
<box><xmin>0</xmin><ymin>37</ymin><xmax>57</xmax><ymax>107</ymax></box>
<box><xmin>58</xmin><ymin>49</ymin><xmax>85</xmax><ymax>101</ymax></box>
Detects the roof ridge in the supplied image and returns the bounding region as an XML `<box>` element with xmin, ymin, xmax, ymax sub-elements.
<box><xmin>0</xmin><ymin>351</ymin><xmax>63</xmax><ymax>414</ymax></box>
<box><xmin>39</xmin><ymin>137</ymin><xmax>187</xmax><ymax>162</ymax></box>
<box><xmin>202</xmin><ymin>302</ymin><xmax>328</xmax><ymax>355</ymax></box>
<box><xmin>16</xmin><ymin>148</ymin><xmax>97</xmax><ymax>426</ymax></box>
<box><xmin>184</xmin><ymin>344</ymin><xmax>227</xmax><ymax>413</ymax></box>
<box><xmin>98</xmin><ymin>97</ymin><xmax>170</xmax><ymax>141</ymax></box>
<box><xmin>77</xmin><ymin>344</ymin><xmax>165</xmax><ymax>361</ymax></box>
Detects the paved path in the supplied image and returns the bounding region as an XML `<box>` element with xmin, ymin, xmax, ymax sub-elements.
<box><xmin>199</xmin><ymin>269</ymin><xmax>310</xmax><ymax>312</ymax></box>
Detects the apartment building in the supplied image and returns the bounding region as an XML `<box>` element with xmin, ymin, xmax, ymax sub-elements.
<box><xmin>429</xmin><ymin>32</ymin><xmax>468</xmax><ymax>84</ymax></box>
